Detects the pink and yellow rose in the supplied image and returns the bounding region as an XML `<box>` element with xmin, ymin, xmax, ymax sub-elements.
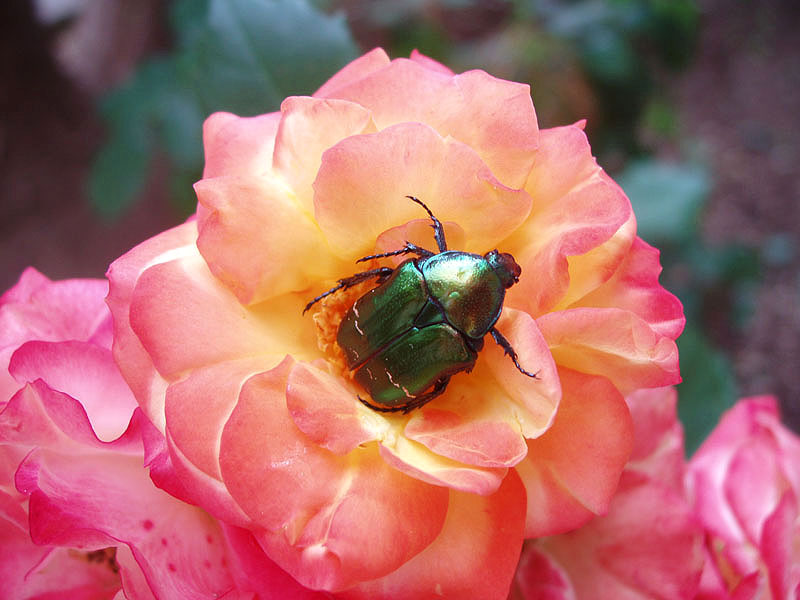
<box><xmin>105</xmin><ymin>49</ymin><xmax>684</xmax><ymax>597</ymax></box>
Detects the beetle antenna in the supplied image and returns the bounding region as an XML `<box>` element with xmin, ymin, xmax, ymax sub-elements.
<box><xmin>406</xmin><ymin>195</ymin><xmax>447</xmax><ymax>252</ymax></box>
<box><xmin>490</xmin><ymin>328</ymin><xmax>539</xmax><ymax>378</ymax></box>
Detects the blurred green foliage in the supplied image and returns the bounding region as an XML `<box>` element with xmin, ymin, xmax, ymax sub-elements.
<box><xmin>90</xmin><ymin>0</ymin><xmax>762</xmax><ymax>453</ymax></box>
<box><xmin>90</xmin><ymin>0</ymin><xmax>357</xmax><ymax>216</ymax></box>
<box><xmin>618</xmin><ymin>160</ymin><xmax>760</xmax><ymax>453</ymax></box>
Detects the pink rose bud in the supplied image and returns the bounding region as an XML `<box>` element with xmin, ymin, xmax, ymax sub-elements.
<box><xmin>687</xmin><ymin>396</ymin><xmax>800</xmax><ymax>599</ymax></box>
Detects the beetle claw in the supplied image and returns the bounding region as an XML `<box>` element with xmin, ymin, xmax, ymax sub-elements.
<box><xmin>490</xmin><ymin>328</ymin><xmax>539</xmax><ymax>379</ymax></box>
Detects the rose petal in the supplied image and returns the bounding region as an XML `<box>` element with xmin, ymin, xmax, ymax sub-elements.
<box><xmin>624</xmin><ymin>386</ymin><xmax>686</xmax><ymax>491</ymax></box>
<box><xmin>513</xmin><ymin>546</ymin><xmax>574</xmax><ymax>600</ymax></box>
<box><xmin>201</xmin><ymin>111</ymin><xmax>281</xmax><ymax>180</ymax></box>
<box><xmin>319</xmin><ymin>57</ymin><xmax>539</xmax><ymax>188</ymax></box>
<box><xmin>524</xmin><ymin>124</ymin><xmax>602</xmax><ymax>212</ymax></box>
<box><xmin>314</xmin><ymin>122</ymin><xmax>531</xmax><ymax>258</ymax></box>
<box><xmin>484</xmin><ymin>308</ymin><xmax>561</xmax><ymax>437</ymax></box>
<box><xmin>128</xmin><ymin>254</ymin><xmax>279</xmax><ymax>379</ymax></box>
<box><xmin>19</xmin><ymin>448</ymin><xmax>235</xmax><ymax>599</ymax></box>
<box><xmin>378</xmin><ymin>434</ymin><xmax>507</xmax><ymax>495</ymax></box>
<box><xmin>313</xmin><ymin>48</ymin><xmax>391</xmax><ymax>98</ymax></box>
<box><xmin>760</xmin><ymin>490</ymin><xmax>799</xmax><ymax>600</ymax></box>
<box><xmin>537</xmin><ymin>307</ymin><xmax>681</xmax><ymax>395</ymax></box>
<box><xmin>724</xmin><ymin>432</ymin><xmax>785</xmax><ymax>545</ymax></box>
<box><xmin>576</xmin><ymin>237</ymin><xmax>685</xmax><ymax>339</ymax></box>
<box><xmin>0</xmin><ymin>268</ymin><xmax>109</xmax><ymax>402</ymax></box>
<box><xmin>9</xmin><ymin>340</ymin><xmax>137</xmax><ymax>442</ymax></box>
<box><xmin>404</xmin><ymin>406</ymin><xmax>528</xmax><ymax>469</ymax></box>
<box><xmin>526</xmin><ymin>474</ymin><xmax>704</xmax><ymax>600</ymax></box>
<box><xmin>107</xmin><ymin>222</ymin><xmax>198</xmax><ymax>431</ymax></box>
<box><xmin>341</xmin><ymin>470</ymin><xmax>527</xmax><ymax>600</ymax></box>
<box><xmin>409</xmin><ymin>48</ymin><xmax>454</xmax><ymax>75</ymax></box>
<box><xmin>219</xmin><ymin>359</ymin><xmax>449</xmax><ymax>590</ymax></box>
<box><xmin>165</xmin><ymin>356</ymin><xmax>280</xmax><ymax>479</ymax></box>
<box><xmin>272</xmin><ymin>96</ymin><xmax>377</xmax><ymax>210</ymax></box>
<box><xmin>373</xmin><ymin>219</ymin><xmax>466</xmax><ymax>265</ymax></box>
<box><xmin>554</xmin><ymin>210</ymin><xmax>638</xmax><ymax>312</ymax></box>
<box><xmin>140</xmin><ymin>414</ymin><xmax>250</xmax><ymax>528</ymax></box>
<box><xmin>0</xmin><ymin>380</ymin><xmax>140</xmax><ymax>454</ymax></box>
<box><xmin>221</xmin><ymin>524</ymin><xmax>330</xmax><ymax>599</ymax></box>
<box><xmin>507</xmin><ymin>157</ymin><xmax>633</xmax><ymax>318</ymax></box>
<box><xmin>286</xmin><ymin>361</ymin><xmax>384</xmax><ymax>455</ymax></box>
<box><xmin>517</xmin><ymin>368</ymin><xmax>633</xmax><ymax>537</ymax></box>
<box><xmin>0</xmin><ymin>539</ymin><xmax>122</xmax><ymax>599</ymax></box>
<box><xmin>195</xmin><ymin>174</ymin><xmax>343</xmax><ymax>305</ymax></box>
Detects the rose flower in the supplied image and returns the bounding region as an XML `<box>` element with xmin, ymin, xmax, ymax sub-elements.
<box><xmin>106</xmin><ymin>49</ymin><xmax>683</xmax><ymax>598</ymax></box>
<box><xmin>687</xmin><ymin>397</ymin><xmax>800</xmax><ymax>599</ymax></box>
<box><xmin>0</xmin><ymin>269</ymin><xmax>241</xmax><ymax>599</ymax></box>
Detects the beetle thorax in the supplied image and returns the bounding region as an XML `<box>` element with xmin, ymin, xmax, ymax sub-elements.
<box><xmin>421</xmin><ymin>252</ymin><xmax>506</xmax><ymax>339</ymax></box>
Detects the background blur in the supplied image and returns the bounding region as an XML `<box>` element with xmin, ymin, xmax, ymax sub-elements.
<box><xmin>2</xmin><ymin>0</ymin><xmax>798</xmax><ymax>448</ymax></box>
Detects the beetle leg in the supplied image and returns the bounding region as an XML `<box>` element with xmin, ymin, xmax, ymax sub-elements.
<box><xmin>357</xmin><ymin>376</ymin><xmax>451</xmax><ymax>413</ymax></box>
<box><xmin>406</xmin><ymin>195</ymin><xmax>448</xmax><ymax>252</ymax></box>
<box><xmin>490</xmin><ymin>328</ymin><xmax>539</xmax><ymax>378</ymax></box>
<box><xmin>302</xmin><ymin>267</ymin><xmax>394</xmax><ymax>314</ymax></box>
<box><xmin>355</xmin><ymin>242</ymin><xmax>434</xmax><ymax>263</ymax></box>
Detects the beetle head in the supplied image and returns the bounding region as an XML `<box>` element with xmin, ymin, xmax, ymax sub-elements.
<box><xmin>485</xmin><ymin>250</ymin><xmax>521</xmax><ymax>289</ymax></box>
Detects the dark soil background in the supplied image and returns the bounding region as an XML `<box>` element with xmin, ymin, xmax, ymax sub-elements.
<box><xmin>2</xmin><ymin>0</ymin><xmax>798</xmax><ymax>428</ymax></box>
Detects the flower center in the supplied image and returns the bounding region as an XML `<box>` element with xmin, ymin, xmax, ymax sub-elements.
<box><xmin>310</xmin><ymin>278</ymin><xmax>376</xmax><ymax>379</ymax></box>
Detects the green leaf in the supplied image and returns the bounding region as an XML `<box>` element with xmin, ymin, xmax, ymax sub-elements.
<box><xmin>676</xmin><ymin>324</ymin><xmax>737</xmax><ymax>455</ymax></box>
<box><xmin>617</xmin><ymin>159</ymin><xmax>710</xmax><ymax>244</ymax></box>
<box><xmin>90</xmin><ymin>0</ymin><xmax>358</xmax><ymax>218</ymax></box>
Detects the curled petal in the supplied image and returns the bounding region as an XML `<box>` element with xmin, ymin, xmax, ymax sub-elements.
<box><xmin>0</xmin><ymin>268</ymin><xmax>109</xmax><ymax>401</ymax></box>
<box><xmin>0</xmin><ymin>380</ymin><xmax>139</xmax><ymax>454</ymax></box>
<box><xmin>514</xmin><ymin>547</ymin><xmax>574</xmax><ymax>600</ymax></box>
<box><xmin>517</xmin><ymin>368</ymin><xmax>633</xmax><ymax>537</ymax></box>
<box><xmin>341</xmin><ymin>470</ymin><xmax>527</xmax><ymax>600</ymax></box>
<box><xmin>576</xmin><ymin>237</ymin><xmax>685</xmax><ymax>339</ymax></box>
<box><xmin>195</xmin><ymin>174</ymin><xmax>342</xmax><ymax>304</ymax></box>
<box><xmin>409</xmin><ymin>48</ymin><xmax>454</xmax><ymax>75</ymax></box>
<box><xmin>313</xmin><ymin>48</ymin><xmax>392</xmax><ymax>98</ymax></box>
<box><xmin>201</xmin><ymin>111</ymin><xmax>281</xmax><ymax>180</ymax></box>
<box><xmin>219</xmin><ymin>360</ymin><xmax>449</xmax><ymax>590</ymax></box>
<box><xmin>555</xmin><ymin>210</ymin><xmax>637</xmax><ymax>311</ymax></box>
<box><xmin>404</xmin><ymin>405</ymin><xmax>527</xmax><ymax>469</ymax></box>
<box><xmin>314</xmin><ymin>122</ymin><xmax>531</xmax><ymax>258</ymax></box>
<box><xmin>537</xmin><ymin>307</ymin><xmax>680</xmax><ymax>395</ymax></box>
<box><xmin>273</xmin><ymin>96</ymin><xmax>377</xmax><ymax>210</ymax></box>
<box><xmin>286</xmin><ymin>361</ymin><xmax>384</xmax><ymax>455</ymax></box>
<box><xmin>318</xmin><ymin>57</ymin><xmax>539</xmax><ymax>188</ymax></box>
<box><xmin>107</xmin><ymin>222</ymin><xmax>198</xmax><ymax>431</ymax></box>
<box><xmin>379</xmin><ymin>435</ymin><xmax>506</xmax><ymax>495</ymax></box>
<box><xmin>507</xmin><ymin>125</ymin><xmax>632</xmax><ymax>317</ymax></box>
<box><xmin>9</xmin><ymin>340</ymin><xmax>137</xmax><ymax>442</ymax></box>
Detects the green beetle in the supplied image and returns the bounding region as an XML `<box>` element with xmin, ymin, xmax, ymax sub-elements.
<box><xmin>304</xmin><ymin>196</ymin><xmax>537</xmax><ymax>413</ymax></box>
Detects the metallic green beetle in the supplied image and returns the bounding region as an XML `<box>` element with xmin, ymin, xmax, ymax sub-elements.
<box><xmin>304</xmin><ymin>196</ymin><xmax>537</xmax><ymax>413</ymax></box>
